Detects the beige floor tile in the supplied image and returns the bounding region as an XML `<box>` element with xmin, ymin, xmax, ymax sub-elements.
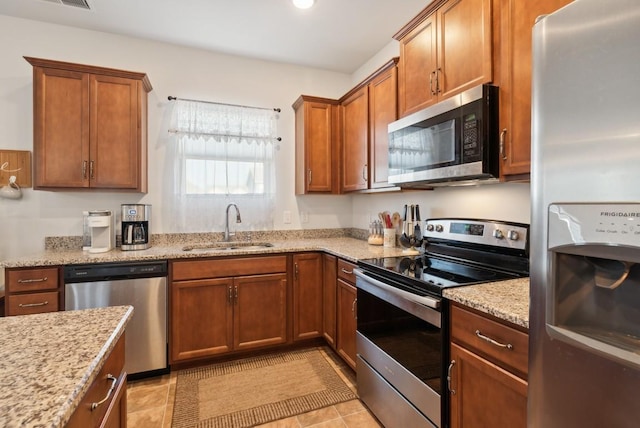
<box><xmin>334</xmin><ymin>400</ymin><xmax>366</xmax><ymax>417</ymax></box>
<box><xmin>256</xmin><ymin>415</ymin><xmax>302</xmax><ymax>428</ymax></box>
<box><xmin>128</xmin><ymin>405</ymin><xmax>166</xmax><ymax>428</ymax></box>
<box><xmin>128</xmin><ymin>374</ymin><xmax>171</xmax><ymax>389</ymax></box>
<box><xmin>297</xmin><ymin>406</ymin><xmax>342</xmax><ymax>427</ymax></box>
<box><xmin>127</xmin><ymin>384</ymin><xmax>169</xmax><ymax>413</ymax></box>
<box><xmin>306</xmin><ymin>419</ymin><xmax>347</xmax><ymax>428</ymax></box>
<box><xmin>342</xmin><ymin>410</ymin><xmax>383</xmax><ymax>428</ymax></box>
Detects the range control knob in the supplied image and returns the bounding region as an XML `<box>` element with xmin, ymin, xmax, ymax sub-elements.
<box><xmin>507</xmin><ymin>230</ymin><xmax>520</xmax><ymax>241</ymax></box>
<box><xmin>435</xmin><ymin>224</ymin><xmax>444</xmax><ymax>233</ymax></box>
<box><xmin>426</xmin><ymin>224</ymin><xmax>434</xmax><ymax>232</ymax></box>
<box><xmin>493</xmin><ymin>229</ymin><xmax>504</xmax><ymax>239</ymax></box>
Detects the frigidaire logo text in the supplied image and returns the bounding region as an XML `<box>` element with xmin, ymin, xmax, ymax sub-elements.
<box><xmin>600</xmin><ymin>212</ymin><xmax>640</xmax><ymax>218</ymax></box>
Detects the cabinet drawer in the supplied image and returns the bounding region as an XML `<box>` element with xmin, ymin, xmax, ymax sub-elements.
<box><xmin>451</xmin><ymin>304</ymin><xmax>528</xmax><ymax>378</ymax></box>
<box><xmin>6</xmin><ymin>267</ymin><xmax>59</xmax><ymax>292</ymax></box>
<box><xmin>67</xmin><ymin>335</ymin><xmax>126</xmax><ymax>428</ymax></box>
<box><xmin>337</xmin><ymin>259</ymin><xmax>357</xmax><ymax>284</ymax></box>
<box><xmin>7</xmin><ymin>291</ymin><xmax>59</xmax><ymax>315</ymax></box>
<box><xmin>172</xmin><ymin>255</ymin><xmax>287</xmax><ymax>281</ymax></box>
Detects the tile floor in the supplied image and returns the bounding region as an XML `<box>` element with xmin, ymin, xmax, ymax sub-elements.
<box><xmin>126</xmin><ymin>348</ymin><xmax>383</xmax><ymax>428</ymax></box>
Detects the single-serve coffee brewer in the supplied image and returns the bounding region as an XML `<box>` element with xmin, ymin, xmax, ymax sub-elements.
<box><xmin>83</xmin><ymin>210</ymin><xmax>114</xmax><ymax>253</ymax></box>
<box><xmin>121</xmin><ymin>204</ymin><xmax>151</xmax><ymax>251</ymax></box>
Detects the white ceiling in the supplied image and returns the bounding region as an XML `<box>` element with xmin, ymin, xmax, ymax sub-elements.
<box><xmin>0</xmin><ymin>0</ymin><xmax>431</xmax><ymax>74</ymax></box>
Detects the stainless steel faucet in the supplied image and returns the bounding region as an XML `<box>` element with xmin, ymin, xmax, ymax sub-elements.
<box><xmin>224</xmin><ymin>203</ymin><xmax>242</xmax><ymax>241</ymax></box>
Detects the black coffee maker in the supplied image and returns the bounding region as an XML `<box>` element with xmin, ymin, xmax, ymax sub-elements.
<box><xmin>121</xmin><ymin>204</ymin><xmax>151</xmax><ymax>250</ymax></box>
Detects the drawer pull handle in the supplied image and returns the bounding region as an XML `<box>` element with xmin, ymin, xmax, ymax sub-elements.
<box><xmin>447</xmin><ymin>360</ymin><xmax>456</xmax><ymax>395</ymax></box>
<box><xmin>91</xmin><ymin>374</ymin><xmax>117</xmax><ymax>410</ymax></box>
<box><xmin>18</xmin><ymin>277</ymin><xmax>48</xmax><ymax>284</ymax></box>
<box><xmin>19</xmin><ymin>301</ymin><xmax>49</xmax><ymax>308</ymax></box>
<box><xmin>341</xmin><ymin>268</ymin><xmax>353</xmax><ymax>275</ymax></box>
<box><xmin>475</xmin><ymin>330</ymin><xmax>513</xmax><ymax>350</ymax></box>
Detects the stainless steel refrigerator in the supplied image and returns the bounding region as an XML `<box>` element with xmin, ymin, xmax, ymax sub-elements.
<box><xmin>530</xmin><ymin>0</ymin><xmax>640</xmax><ymax>426</ymax></box>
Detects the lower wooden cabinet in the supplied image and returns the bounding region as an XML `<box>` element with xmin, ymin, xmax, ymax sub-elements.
<box><xmin>67</xmin><ymin>334</ymin><xmax>127</xmax><ymax>428</ymax></box>
<box><xmin>449</xmin><ymin>304</ymin><xmax>528</xmax><ymax>427</ymax></box>
<box><xmin>336</xmin><ymin>279</ymin><xmax>357</xmax><ymax>370</ymax></box>
<box><xmin>170</xmin><ymin>256</ymin><xmax>288</xmax><ymax>363</ymax></box>
<box><xmin>336</xmin><ymin>259</ymin><xmax>358</xmax><ymax>370</ymax></box>
<box><xmin>322</xmin><ymin>254</ymin><xmax>338</xmax><ymax>347</ymax></box>
<box><xmin>4</xmin><ymin>266</ymin><xmax>60</xmax><ymax>316</ymax></box>
<box><xmin>292</xmin><ymin>252</ymin><xmax>324</xmax><ymax>340</ymax></box>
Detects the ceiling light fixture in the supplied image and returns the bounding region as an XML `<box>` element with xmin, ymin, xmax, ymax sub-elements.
<box><xmin>292</xmin><ymin>0</ymin><xmax>315</xmax><ymax>9</ymax></box>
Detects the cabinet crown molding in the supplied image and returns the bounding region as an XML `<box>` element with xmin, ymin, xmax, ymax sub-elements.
<box><xmin>24</xmin><ymin>56</ymin><xmax>153</xmax><ymax>92</ymax></box>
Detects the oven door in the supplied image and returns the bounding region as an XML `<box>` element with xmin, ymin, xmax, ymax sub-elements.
<box><xmin>355</xmin><ymin>269</ymin><xmax>445</xmax><ymax>428</ymax></box>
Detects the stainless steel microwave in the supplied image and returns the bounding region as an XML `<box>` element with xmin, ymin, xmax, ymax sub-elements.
<box><xmin>387</xmin><ymin>84</ymin><xmax>499</xmax><ymax>187</ymax></box>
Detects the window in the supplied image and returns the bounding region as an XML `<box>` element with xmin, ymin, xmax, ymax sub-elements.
<box><xmin>167</xmin><ymin>99</ymin><xmax>278</xmax><ymax>232</ymax></box>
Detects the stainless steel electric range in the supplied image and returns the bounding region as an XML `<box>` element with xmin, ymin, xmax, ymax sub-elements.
<box><xmin>354</xmin><ymin>218</ymin><xmax>530</xmax><ymax>428</ymax></box>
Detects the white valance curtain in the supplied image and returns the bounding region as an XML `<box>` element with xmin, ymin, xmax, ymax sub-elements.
<box><xmin>167</xmin><ymin>99</ymin><xmax>278</xmax><ymax>233</ymax></box>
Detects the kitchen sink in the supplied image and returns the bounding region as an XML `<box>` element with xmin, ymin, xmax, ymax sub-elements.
<box><xmin>181</xmin><ymin>242</ymin><xmax>274</xmax><ymax>252</ymax></box>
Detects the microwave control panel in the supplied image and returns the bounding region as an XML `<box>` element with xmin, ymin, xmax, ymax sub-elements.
<box><xmin>462</xmin><ymin>113</ymin><xmax>480</xmax><ymax>160</ymax></box>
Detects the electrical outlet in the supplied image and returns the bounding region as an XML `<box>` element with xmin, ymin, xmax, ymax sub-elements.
<box><xmin>301</xmin><ymin>211</ymin><xmax>309</xmax><ymax>223</ymax></box>
<box><xmin>283</xmin><ymin>210</ymin><xmax>291</xmax><ymax>224</ymax></box>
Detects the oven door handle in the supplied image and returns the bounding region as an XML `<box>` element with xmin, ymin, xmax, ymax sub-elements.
<box><xmin>354</xmin><ymin>269</ymin><xmax>441</xmax><ymax>309</ymax></box>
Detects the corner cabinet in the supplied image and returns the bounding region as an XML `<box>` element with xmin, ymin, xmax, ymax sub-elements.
<box><xmin>293</xmin><ymin>96</ymin><xmax>340</xmax><ymax>194</ymax></box>
<box><xmin>170</xmin><ymin>256</ymin><xmax>288</xmax><ymax>363</ymax></box>
<box><xmin>498</xmin><ymin>0</ymin><xmax>573</xmax><ymax>180</ymax></box>
<box><xmin>448</xmin><ymin>304</ymin><xmax>528</xmax><ymax>428</ymax></box>
<box><xmin>340</xmin><ymin>58</ymin><xmax>398</xmax><ymax>192</ymax></box>
<box><xmin>395</xmin><ymin>0</ymin><xmax>493</xmax><ymax>117</ymax></box>
<box><xmin>25</xmin><ymin>57</ymin><xmax>152</xmax><ymax>192</ymax></box>
<box><xmin>336</xmin><ymin>259</ymin><xmax>357</xmax><ymax>370</ymax></box>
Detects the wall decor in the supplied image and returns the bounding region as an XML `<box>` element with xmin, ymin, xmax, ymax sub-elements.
<box><xmin>0</xmin><ymin>150</ymin><xmax>32</xmax><ymax>188</ymax></box>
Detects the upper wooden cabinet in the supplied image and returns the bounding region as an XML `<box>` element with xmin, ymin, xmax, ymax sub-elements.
<box><xmin>25</xmin><ymin>57</ymin><xmax>152</xmax><ymax>192</ymax></box>
<box><xmin>395</xmin><ymin>0</ymin><xmax>493</xmax><ymax>117</ymax></box>
<box><xmin>293</xmin><ymin>95</ymin><xmax>340</xmax><ymax>194</ymax></box>
<box><xmin>498</xmin><ymin>0</ymin><xmax>573</xmax><ymax>180</ymax></box>
<box><xmin>340</xmin><ymin>58</ymin><xmax>398</xmax><ymax>192</ymax></box>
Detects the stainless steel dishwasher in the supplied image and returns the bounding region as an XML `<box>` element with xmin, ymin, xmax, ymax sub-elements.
<box><xmin>64</xmin><ymin>260</ymin><xmax>168</xmax><ymax>379</ymax></box>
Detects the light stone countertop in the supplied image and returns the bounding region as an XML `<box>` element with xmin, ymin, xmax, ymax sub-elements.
<box><xmin>0</xmin><ymin>306</ymin><xmax>133</xmax><ymax>428</ymax></box>
<box><xmin>0</xmin><ymin>237</ymin><xmax>409</xmax><ymax>268</ymax></box>
<box><xmin>1</xmin><ymin>235</ymin><xmax>530</xmax><ymax>327</ymax></box>
<box><xmin>443</xmin><ymin>278</ymin><xmax>530</xmax><ymax>329</ymax></box>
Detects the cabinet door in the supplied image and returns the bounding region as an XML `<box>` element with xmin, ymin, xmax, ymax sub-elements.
<box><xmin>341</xmin><ymin>87</ymin><xmax>369</xmax><ymax>192</ymax></box>
<box><xmin>398</xmin><ymin>13</ymin><xmax>438</xmax><ymax>116</ymax></box>
<box><xmin>292</xmin><ymin>253</ymin><xmax>324</xmax><ymax>340</ymax></box>
<box><xmin>322</xmin><ymin>253</ymin><xmax>337</xmax><ymax>348</ymax></box>
<box><xmin>499</xmin><ymin>0</ymin><xmax>573</xmax><ymax>179</ymax></box>
<box><xmin>369</xmin><ymin>64</ymin><xmax>398</xmax><ymax>189</ymax></box>
<box><xmin>449</xmin><ymin>343</ymin><xmax>527</xmax><ymax>428</ymax></box>
<box><xmin>233</xmin><ymin>273</ymin><xmax>288</xmax><ymax>351</ymax></box>
<box><xmin>295</xmin><ymin>99</ymin><xmax>336</xmax><ymax>194</ymax></box>
<box><xmin>90</xmin><ymin>74</ymin><xmax>141</xmax><ymax>189</ymax></box>
<box><xmin>170</xmin><ymin>278</ymin><xmax>233</xmax><ymax>362</ymax></box>
<box><xmin>336</xmin><ymin>279</ymin><xmax>357</xmax><ymax>370</ymax></box>
<box><xmin>437</xmin><ymin>0</ymin><xmax>493</xmax><ymax>100</ymax></box>
<box><xmin>33</xmin><ymin>67</ymin><xmax>90</xmax><ymax>189</ymax></box>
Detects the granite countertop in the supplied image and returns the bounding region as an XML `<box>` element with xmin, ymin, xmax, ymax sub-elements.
<box><xmin>443</xmin><ymin>278</ymin><xmax>530</xmax><ymax>329</ymax></box>
<box><xmin>0</xmin><ymin>237</ymin><xmax>409</xmax><ymax>268</ymax></box>
<box><xmin>0</xmin><ymin>306</ymin><xmax>134</xmax><ymax>428</ymax></box>
<box><xmin>0</xmin><ymin>236</ymin><xmax>530</xmax><ymax>328</ymax></box>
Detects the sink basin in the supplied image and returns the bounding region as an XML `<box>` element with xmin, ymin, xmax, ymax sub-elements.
<box><xmin>182</xmin><ymin>242</ymin><xmax>274</xmax><ymax>252</ymax></box>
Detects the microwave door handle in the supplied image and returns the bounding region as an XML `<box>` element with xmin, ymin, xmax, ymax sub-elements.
<box><xmin>354</xmin><ymin>269</ymin><xmax>441</xmax><ymax>309</ymax></box>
